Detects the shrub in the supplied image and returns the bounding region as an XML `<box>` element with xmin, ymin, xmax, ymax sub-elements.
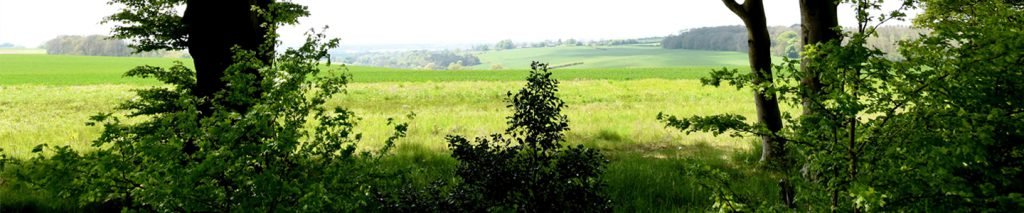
<box><xmin>378</xmin><ymin>62</ymin><xmax>611</xmax><ymax>212</ymax></box>
<box><xmin>451</xmin><ymin>62</ymin><xmax>610</xmax><ymax>212</ymax></box>
<box><xmin>1</xmin><ymin>31</ymin><xmax>410</xmax><ymax>212</ymax></box>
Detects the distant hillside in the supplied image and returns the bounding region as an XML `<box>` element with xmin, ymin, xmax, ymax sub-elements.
<box><xmin>470</xmin><ymin>46</ymin><xmax>750</xmax><ymax>69</ymax></box>
<box><xmin>662</xmin><ymin>25</ymin><xmax>928</xmax><ymax>58</ymax></box>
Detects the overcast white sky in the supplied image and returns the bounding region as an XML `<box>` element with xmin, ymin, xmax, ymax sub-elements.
<box><xmin>0</xmin><ymin>0</ymin><xmax>914</xmax><ymax>48</ymax></box>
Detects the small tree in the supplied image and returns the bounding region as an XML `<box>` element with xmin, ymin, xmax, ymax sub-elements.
<box><xmin>445</xmin><ymin>61</ymin><xmax>611</xmax><ymax>212</ymax></box>
<box><xmin>447</xmin><ymin>60</ymin><xmax>463</xmax><ymax>70</ymax></box>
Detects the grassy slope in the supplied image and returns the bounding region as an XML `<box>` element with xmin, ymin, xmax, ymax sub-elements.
<box><xmin>0</xmin><ymin>54</ymin><xmax>782</xmax><ymax>211</ymax></box>
<box><xmin>472</xmin><ymin>46</ymin><xmax>750</xmax><ymax>69</ymax></box>
<box><xmin>0</xmin><ymin>55</ymin><xmax>738</xmax><ymax>85</ymax></box>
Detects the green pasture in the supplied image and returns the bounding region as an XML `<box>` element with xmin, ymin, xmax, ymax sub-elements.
<box><xmin>0</xmin><ymin>48</ymin><xmax>46</xmax><ymax>55</ymax></box>
<box><xmin>0</xmin><ymin>55</ymin><xmax>731</xmax><ymax>85</ymax></box>
<box><xmin>0</xmin><ymin>54</ymin><xmax>784</xmax><ymax>211</ymax></box>
<box><xmin>472</xmin><ymin>46</ymin><xmax>752</xmax><ymax>69</ymax></box>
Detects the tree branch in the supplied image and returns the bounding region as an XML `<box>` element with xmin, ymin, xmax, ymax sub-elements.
<box><xmin>722</xmin><ymin>0</ymin><xmax>748</xmax><ymax>19</ymax></box>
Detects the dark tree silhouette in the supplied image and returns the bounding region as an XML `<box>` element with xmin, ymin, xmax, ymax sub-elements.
<box><xmin>182</xmin><ymin>0</ymin><xmax>273</xmax><ymax>107</ymax></box>
<box><xmin>722</xmin><ymin>0</ymin><xmax>787</xmax><ymax>164</ymax></box>
<box><xmin>105</xmin><ymin>0</ymin><xmax>308</xmax><ymax>154</ymax></box>
<box><xmin>105</xmin><ymin>0</ymin><xmax>306</xmax><ymax>112</ymax></box>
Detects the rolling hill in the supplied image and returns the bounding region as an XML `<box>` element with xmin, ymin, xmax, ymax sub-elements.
<box><xmin>471</xmin><ymin>46</ymin><xmax>750</xmax><ymax>69</ymax></box>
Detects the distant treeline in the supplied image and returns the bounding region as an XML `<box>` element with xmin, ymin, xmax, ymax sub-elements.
<box><xmin>473</xmin><ymin>37</ymin><xmax>662</xmax><ymax>51</ymax></box>
<box><xmin>342</xmin><ymin>50</ymin><xmax>481</xmax><ymax>70</ymax></box>
<box><xmin>43</xmin><ymin>35</ymin><xmax>189</xmax><ymax>58</ymax></box>
<box><xmin>662</xmin><ymin>25</ymin><xmax>927</xmax><ymax>58</ymax></box>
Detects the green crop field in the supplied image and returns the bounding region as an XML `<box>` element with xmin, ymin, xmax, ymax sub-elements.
<box><xmin>0</xmin><ymin>48</ymin><xmax>46</xmax><ymax>55</ymax></box>
<box><xmin>0</xmin><ymin>54</ymin><xmax>730</xmax><ymax>85</ymax></box>
<box><xmin>472</xmin><ymin>46</ymin><xmax>752</xmax><ymax>69</ymax></box>
<box><xmin>0</xmin><ymin>54</ymin><xmax>784</xmax><ymax>211</ymax></box>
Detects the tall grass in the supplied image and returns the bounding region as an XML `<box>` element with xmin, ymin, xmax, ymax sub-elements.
<box><xmin>0</xmin><ymin>54</ymin><xmax>743</xmax><ymax>85</ymax></box>
<box><xmin>0</xmin><ymin>54</ymin><xmax>789</xmax><ymax>211</ymax></box>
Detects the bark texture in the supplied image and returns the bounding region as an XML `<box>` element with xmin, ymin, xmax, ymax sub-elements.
<box><xmin>722</xmin><ymin>0</ymin><xmax>787</xmax><ymax>163</ymax></box>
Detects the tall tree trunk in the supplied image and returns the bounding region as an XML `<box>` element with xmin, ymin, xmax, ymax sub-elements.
<box><xmin>722</xmin><ymin>0</ymin><xmax>787</xmax><ymax>164</ymax></box>
<box><xmin>183</xmin><ymin>0</ymin><xmax>273</xmax><ymax>113</ymax></box>
<box><xmin>799</xmin><ymin>0</ymin><xmax>841</xmax><ymax>115</ymax></box>
<box><xmin>181</xmin><ymin>0</ymin><xmax>273</xmax><ymax>154</ymax></box>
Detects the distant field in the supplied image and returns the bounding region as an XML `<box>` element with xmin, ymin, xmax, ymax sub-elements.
<box><xmin>0</xmin><ymin>54</ymin><xmax>761</xmax><ymax>153</ymax></box>
<box><xmin>0</xmin><ymin>54</ymin><xmax>743</xmax><ymax>85</ymax></box>
<box><xmin>0</xmin><ymin>48</ymin><xmax>46</xmax><ymax>55</ymax></box>
<box><xmin>472</xmin><ymin>46</ymin><xmax>751</xmax><ymax>69</ymax></box>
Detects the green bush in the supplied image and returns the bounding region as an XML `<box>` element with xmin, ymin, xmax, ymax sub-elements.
<box><xmin>1</xmin><ymin>31</ymin><xmax>410</xmax><ymax>212</ymax></box>
<box><xmin>377</xmin><ymin>62</ymin><xmax>612</xmax><ymax>212</ymax></box>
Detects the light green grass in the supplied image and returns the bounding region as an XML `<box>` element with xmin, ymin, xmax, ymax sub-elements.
<box><xmin>0</xmin><ymin>54</ymin><xmax>744</xmax><ymax>85</ymax></box>
<box><xmin>0</xmin><ymin>53</ymin><xmax>787</xmax><ymax>211</ymax></box>
<box><xmin>0</xmin><ymin>79</ymin><xmax>763</xmax><ymax>158</ymax></box>
<box><xmin>0</xmin><ymin>49</ymin><xmax>46</xmax><ymax>55</ymax></box>
<box><xmin>0</xmin><ymin>55</ymin><xmax>178</xmax><ymax>85</ymax></box>
<box><xmin>472</xmin><ymin>46</ymin><xmax>751</xmax><ymax>69</ymax></box>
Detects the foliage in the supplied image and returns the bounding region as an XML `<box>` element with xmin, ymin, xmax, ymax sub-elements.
<box><xmin>661</xmin><ymin>25</ymin><xmax>926</xmax><ymax>59</ymax></box>
<box><xmin>102</xmin><ymin>0</ymin><xmax>306</xmax><ymax>53</ymax></box>
<box><xmin>377</xmin><ymin>62</ymin><xmax>611</xmax><ymax>212</ymax></box>
<box><xmin>660</xmin><ymin>0</ymin><xmax>1023</xmax><ymax>211</ymax></box>
<box><xmin>446</xmin><ymin>61</ymin><xmax>610</xmax><ymax>212</ymax></box>
<box><xmin>865</xmin><ymin>0</ymin><xmax>1024</xmax><ymax>210</ymax></box>
<box><xmin>2</xmin><ymin>26</ymin><xmax>416</xmax><ymax>211</ymax></box>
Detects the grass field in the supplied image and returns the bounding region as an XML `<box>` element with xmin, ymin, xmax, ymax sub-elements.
<box><xmin>0</xmin><ymin>48</ymin><xmax>46</xmax><ymax>55</ymax></box>
<box><xmin>0</xmin><ymin>55</ymin><xmax>727</xmax><ymax>85</ymax></box>
<box><xmin>0</xmin><ymin>54</ymin><xmax>783</xmax><ymax>211</ymax></box>
<box><xmin>472</xmin><ymin>46</ymin><xmax>752</xmax><ymax>69</ymax></box>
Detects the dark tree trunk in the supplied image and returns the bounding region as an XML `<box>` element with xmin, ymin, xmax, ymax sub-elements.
<box><xmin>183</xmin><ymin>0</ymin><xmax>273</xmax><ymax>113</ymax></box>
<box><xmin>180</xmin><ymin>0</ymin><xmax>273</xmax><ymax>154</ymax></box>
<box><xmin>722</xmin><ymin>0</ymin><xmax>787</xmax><ymax>164</ymax></box>
<box><xmin>799</xmin><ymin>0</ymin><xmax>841</xmax><ymax>115</ymax></box>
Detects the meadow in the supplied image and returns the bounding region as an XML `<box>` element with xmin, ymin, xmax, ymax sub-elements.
<box><xmin>471</xmin><ymin>46</ymin><xmax>753</xmax><ymax>69</ymax></box>
<box><xmin>0</xmin><ymin>54</ymin><xmax>783</xmax><ymax>211</ymax></box>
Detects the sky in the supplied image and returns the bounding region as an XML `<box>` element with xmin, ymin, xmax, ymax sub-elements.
<box><xmin>0</xmin><ymin>0</ymin><xmax>915</xmax><ymax>48</ymax></box>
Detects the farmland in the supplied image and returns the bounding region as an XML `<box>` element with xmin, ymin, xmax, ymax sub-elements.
<box><xmin>471</xmin><ymin>46</ymin><xmax>753</xmax><ymax>69</ymax></box>
<box><xmin>0</xmin><ymin>54</ymin><xmax>781</xmax><ymax>211</ymax></box>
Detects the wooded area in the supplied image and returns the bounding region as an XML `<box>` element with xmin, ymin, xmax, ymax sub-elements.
<box><xmin>661</xmin><ymin>25</ymin><xmax>926</xmax><ymax>59</ymax></box>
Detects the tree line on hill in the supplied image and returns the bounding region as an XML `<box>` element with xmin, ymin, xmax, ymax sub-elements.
<box><xmin>472</xmin><ymin>37</ymin><xmax>661</xmax><ymax>51</ymax></box>
<box><xmin>341</xmin><ymin>50</ymin><xmax>482</xmax><ymax>70</ymax></box>
<box><xmin>662</xmin><ymin>25</ymin><xmax>927</xmax><ymax>58</ymax></box>
<box><xmin>42</xmin><ymin>35</ymin><xmax>189</xmax><ymax>58</ymax></box>
<box><xmin>0</xmin><ymin>43</ymin><xmax>21</xmax><ymax>48</ymax></box>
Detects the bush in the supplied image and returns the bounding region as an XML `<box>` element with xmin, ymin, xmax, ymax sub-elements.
<box><xmin>378</xmin><ymin>62</ymin><xmax>611</xmax><ymax>212</ymax></box>
<box><xmin>1</xmin><ymin>31</ymin><xmax>410</xmax><ymax>212</ymax></box>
